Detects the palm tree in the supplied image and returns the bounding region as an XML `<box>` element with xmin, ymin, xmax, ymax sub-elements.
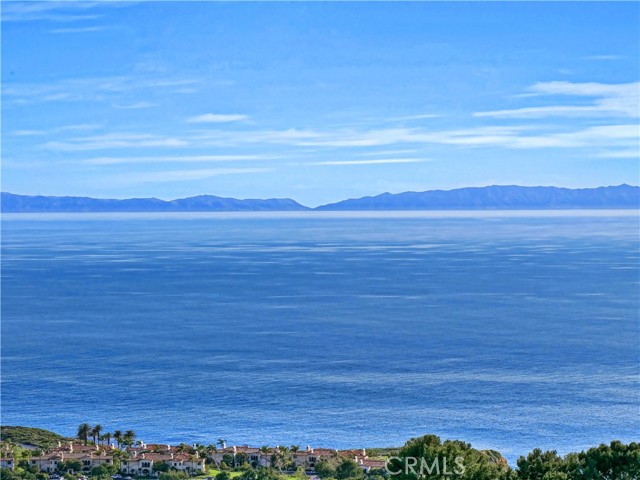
<box><xmin>217</xmin><ymin>439</ymin><xmax>227</xmax><ymax>449</ymax></box>
<box><xmin>103</xmin><ymin>432</ymin><xmax>112</xmax><ymax>446</ymax></box>
<box><xmin>77</xmin><ymin>423</ymin><xmax>91</xmax><ymax>446</ymax></box>
<box><xmin>259</xmin><ymin>445</ymin><xmax>270</xmax><ymax>467</ymax></box>
<box><xmin>290</xmin><ymin>445</ymin><xmax>300</xmax><ymax>453</ymax></box>
<box><xmin>207</xmin><ymin>444</ymin><xmax>218</xmax><ymax>456</ymax></box>
<box><xmin>113</xmin><ymin>431</ymin><xmax>123</xmax><ymax>449</ymax></box>
<box><xmin>124</xmin><ymin>430</ymin><xmax>136</xmax><ymax>446</ymax></box>
<box><xmin>92</xmin><ymin>425</ymin><xmax>103</xmax><ymax>445</ymax></box>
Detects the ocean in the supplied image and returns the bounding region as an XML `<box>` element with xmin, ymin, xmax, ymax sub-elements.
<box><xmin>1</xmin><ymin>211</ymin><xmax>639</xmax><ymax>464</ymax></box>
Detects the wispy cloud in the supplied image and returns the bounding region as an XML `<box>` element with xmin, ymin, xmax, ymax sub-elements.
<box><xmin>42</xmin><ymin>133</ymin><xmax>188</xmax><ymax>151</ymax></box>
<box><xmin>49</xmin><ymin>26</ymin><xmax>111</xmax><ymax>34</ymax></box>
<box><xmin>310</xmin><ymin>158</ymin><xmax>428</xmax><ymax>166</ymax></box>
<box><xmin>84</xmin><ymin>154</ymin><xmax>275</xmax><ymax>165</ymax></box>
<box><xmin>3</xmin><ymin>75</ymin><xmax>199</xmax><ymax>105</ymax></box>
<box><xmin>390</xmin><ymin>113</ymin><xmax>441</xmax><ymax>121</ymax></box>
<box><xmin>584</xmin><ymin>54</ymin><xmax>623</xmax><ymax>61</ymax></box>
<box><xmin>591</xmin><ymin>149</ymin><xmax>639</xmax><ymax>159</ymax></box>
<box><xmin>475</xmin><ymin>81</ymin><xmax>639</xmax><ymax>118</ymax></box>
<box><xmin>186</xmin><ymin>113</ymin><xmax>249</xmax><ymax>123</ymax></box>
<box><xmin>112</xmin><ymin>102</ymin><xmax>158</xmax><ymax>110</ymax></box>
<box><xmin>11</xmin><ymin>130</ymin><xmax>46</xmax><ymax>136</ymax></box>
<box><xmin>11</xmin><ymin>124</ymin><xmax>101</xmax><ymax>137</ymax></box>
<box><xmin>111</xmin><ymin>168</ymin><xmax>271</xmax><ymax>185</ymax></box>
<box><xmin>1</xmin><ymin>1</ymin><xmax>130</xmax><ymax>23</ymax></box>
<box><xmin>38</xmin><ymin>121</ymin><xmax>638</xmax><ymax>155</ymax></box>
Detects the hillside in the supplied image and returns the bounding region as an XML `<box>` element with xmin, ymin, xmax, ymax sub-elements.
<box><xmin>0</xmin><ymin>426</ymin><xmax>72</xmax><ymax>448</ymax></box>
<box><xmin>315</xmin><ymin>184</ymin><xmax>640</xmax><ymax>210</ymax></box>
<box><xmin>0</xmin><ymin>193</ymin><xmax>309</xmax><ymax>213</ymax></box>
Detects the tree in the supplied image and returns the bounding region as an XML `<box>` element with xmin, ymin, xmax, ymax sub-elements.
<box><xmin>57</xmin><ymin>460</ymin><xmax>83</xmax><ymax>474</ymax></box>
<box><xmin>218</xmin><ymin>454</ymin><xmax>233</xmax><ymax>469</ymax></box>
<box><xmin>516</xmin><ymin>449</ymin><xmax>565</xmax><ymax>480</ymax></box>
<box><xmin>315</xmin><ymin>460</ymin><xmax>337</xmax><ymax>479</ymax></box>
<box><xmin>335</xmin><ymin>459</ymin><xmax>364</xmax><ymax>480</ymax></box>
<box><xmin>159</xmin><ymin>472</ymin><xmax>189</xmax><ymax>480</ymax></box>
<box><xmin>387</xmin><ymin>434</ymin><xmax>512</xmax><ymax>480</ymax></box>
<box><xmin>256</xmin><ymin>468</ymin><xmax>285</xmax><ymax>480</ymax></box>
<box><xmin>578</xmin><ymin>441</ymin><xmax>640</xmax><ymax>480</ymax></box>
<box><xmin>216</xmin><ymin>471</ymin><xmax>232</xmax><ymax>480</ymax></box>
<box><xmin>235</xmin><ymin>452</ymin><xmax>249</xmax><ymax>467</ymax></box>
<box><xmin>217</xmin><ymin>439</ymin><xmax>227</xmax><ymax>449</ymax></box>
<box><xmin>239</xmin><ymin>470</ymin><xmax>258</xmax><ymax>480</ymax></box>
<box><xmin>123</xmin><ymin>430</ymin><xmax>136</xmax><ymax>446</ymax></box>
<box><xmin>102</xmin><ymin>432</ymin><xmax>112</xmax><ymax>446</ymax></box>
<box><xmin>113</xmin><ymin>431</ymin><xmax>123</xmax><ymax>449</ymax></box>
<box><xmin>76</xmin><ymin>424</ymin><xmax>91</xmax><ymax>446</ymax></box>
<box><xmin>91</xmin><ymin>425</ymin><xmax>103</xmax><ymax>445</ymax></box>
<box><xmin>91</xmin><ymin>464</ymin><xmax>117</xmax><ymax>477</ymax></box>
<box><xmin>515</xmin><ymin>441</ymin><xmax>640</xmax><ymax>480</ymax></box>
<box><xmin>177</xmin><ymin>443</ymin><xmax>195</xmax><ymax>454</ymax></box>
<box><xmin>153</xmin><ymin>461</ymin><xmax>171</xmax><ymax>473</ymax></box>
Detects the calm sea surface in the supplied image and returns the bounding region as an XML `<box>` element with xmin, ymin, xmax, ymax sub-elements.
<box><xmin>2</xmin><ymin>212</ymin><xmax>639</xmax><ymax>464</ymax></box>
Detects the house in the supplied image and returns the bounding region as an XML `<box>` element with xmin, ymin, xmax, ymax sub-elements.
<box><xmin>209</xmin><ymin>446</ymin><xmax>271</xmax><ymax>468</ymax></box>
<box><xmin>0</xmin><ymin>454</ymin><xmax>15</xmax><ymax>471</ymax></box>
<box><xmin>293</xmin><ymin>447</ymin><xmax>338</xmax><ymax>468</ymax></box>
<box><xmin>121</xmin><ymin>451</ymin><xmax>205</xmax><ymax>476</ymax></box>
<box><xmin>357</xmin><ymin>459</ymin><xmax>387</xmax><ymax>473</ymax></box>
<box><xmin>24</xmin><ymin>443</ymin><xmax>116</xmax><ymax>474</ymax></box>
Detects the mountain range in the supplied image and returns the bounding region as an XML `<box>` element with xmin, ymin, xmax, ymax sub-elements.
<box><xmin>1</xmin><ymin>185</ymin><xmax>638</xmax><ymax>213</ymax></box>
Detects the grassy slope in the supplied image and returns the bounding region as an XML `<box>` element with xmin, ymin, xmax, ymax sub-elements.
<box><xmin>0</xmin><ymin>426</ymin><xmax>72</xmax><ymax>447</ymax></box>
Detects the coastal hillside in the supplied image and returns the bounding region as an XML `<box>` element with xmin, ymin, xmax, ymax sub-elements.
<box><xmin>1</xmin><ymin>427</ymin><xmax>638</xmax><ymax>479</ymax></box>
<box><xmin>0</xmin><ymin>426</ymin><xmax>71</xmax><ymax>448</ymax></box>
<box><xmin>0</xmin><ymin>193</ymin><xmax>310</xmax><ymax>213</ymax></box>
<box><xmin>315</xmin><ymin>184</ymin><xmax>640</xmax><ymax>210</ymax></box>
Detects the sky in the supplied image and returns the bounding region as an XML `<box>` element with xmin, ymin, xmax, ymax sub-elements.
<box><xmin>2</xmin><ymin>1</ymin><xmax>639</xmax><ymax>207</ymax></box>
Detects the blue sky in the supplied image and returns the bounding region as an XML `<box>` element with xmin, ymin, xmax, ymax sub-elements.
<box><xmin>2</xmin><ymin>1</ymin><xmax>639</xmax><ymax>206</ymax></box>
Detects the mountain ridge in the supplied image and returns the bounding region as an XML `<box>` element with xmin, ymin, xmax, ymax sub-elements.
<box><xmin>1</xmin><ymin>184</ymin><xmax>639</xmax><ymax>212</ymax></box>
<box><xmin>315</xmin><ymin>184</ymin><xmax>640</xmax><ymax>210</ymax></box>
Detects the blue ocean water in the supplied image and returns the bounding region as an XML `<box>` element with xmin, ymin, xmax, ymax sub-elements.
<box><xmin>1</xmin><ymin>212</ymin><xmax>639</xmax><ymax>464</ymax></box>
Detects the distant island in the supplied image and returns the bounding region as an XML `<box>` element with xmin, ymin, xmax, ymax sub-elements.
<box><xmin>1</xmin><ymin>185</ymin><xmax>639</xmax><ymax>213</ymax></box>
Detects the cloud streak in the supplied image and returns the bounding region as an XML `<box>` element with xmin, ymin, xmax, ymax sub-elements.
<box><xmin>186</xmin><ymin>113</ymin><xmax>249</xmax><ymax>123</ymax></box>
<box><xmin>3</xmin><ymin>75</ymin><xmax>200</xmax><ymax>105</ymax></box>
<box><xmin>475</xmin><ymin>81</ymin><xmax>639</xmax><ymax>118</ymax></box>
<box><xmin>1</xmin><ymin>1</ymin><xmax>131</xmax><ymax>23</ymax></box>
<box><xmin>42</xmin><ymin>133</ymin><xmax>188</xmax><ymax>151</ymax></box>
<box><xmin>309</xmin><ymin>159</ymin><xmax>428</xmax><ymax>166</ymax></box>
<box><xmin>84</xmin><ymin>154</ymin><xmax>276</xmax><ymax>165</ymax></box>
<box><xmin>110</xmin><ymin>167</ymin><xmax>271</xmax><ymax>185</ymax></box>
<box><xmin>49</xmin><ymin>26</ymin><xmax>111</xmax><ymax>34</ymax></box>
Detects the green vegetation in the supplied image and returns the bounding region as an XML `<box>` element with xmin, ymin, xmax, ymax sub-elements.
<box><xmin>1</xmin><ymin>427</ymin><xmax>639</xmax><ymax>480</ymax></box>
<box><xmin>159</xmin><ymin>473</ymin><xmax>189</xmax><ymax>480</ymax></box>
<box><xmin>0</xmin><ymin>427</ymin><xmax>71</xmax><ymax>449</ymax></box>
<box><xmin>387</xmin><ymin>434</ymin><xmax>512</xmax><ymax>480</ymax></box>
<box><xmin>516</xmin><ymin>441</ymin><xmax>640</xmax><ymax>480</ymax></box>
<box><xmin>388</xmin><ymin>435</ymin><xmax>640</xmax><ymax>480</ymax></box>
